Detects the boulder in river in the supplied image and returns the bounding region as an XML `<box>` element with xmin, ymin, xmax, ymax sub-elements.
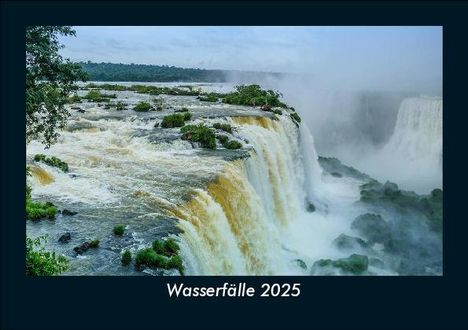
<box><xmin>61</xmin><ymin>209</ymin><xmax>78</xmax><ymax>216</ymax></box>
<box><xmin>58</xmin><ymin>233</ymin><xmax>71</xmax><ymax>243</ymax></box>
<box><xmin>73</xmin><ymin>242</ymin><xmax>91</xmax><ymax>254</ymax></box>
<box><xmin>306</xmin><ymin>202</ymin><xmax>316</xmax><ymax>213</ymax></box>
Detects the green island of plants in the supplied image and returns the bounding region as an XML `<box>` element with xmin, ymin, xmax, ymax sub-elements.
<box><xmin>135</xmin><ymin>238</ymin><xmax>184</xmax><ymax>275</ymax></box>
<box><xmin>215</xmin><ymin>134</ymin><xmax>242</xmax><ymax>150</ymax></box>
<box><xmin>223</xmin><ymin>140</ymin><xmax>242</xmax><ymax>149</ymax></box>
<box><xmin>121</xmin><ymin>250</ymin><xmax>132</xmax><ymax>266</ymax></box>
<box><xmin>180</xmin><ymin>124</ymin><xmax>216</xmax><ymax>149</ymax></box>
<box><xmin>222</xmin><ymin>84</ymin><xmax>287</xmax><ymax>108</ymax></box>
<box><xmin>198</xmin><ymin>93</ymin><xmax>219</xmax><ymax>102</ymax></box>
<box><xmin>34</xmin><ymin>154</ymin><xmax>69</xmax><ymax>172</ymax></box>
<box><xmin>161</xmin><ymin>112</ymin><xmax>192</xmax><ymax>128</ymax></box>
<box><xmin>133</xmin><ymin>101</ymin><xmax>153</xmax><ymax>112</ymax></box>
<box><xmin>113</xmin><ymin>224</ymin><xmax>125</xmax><ymax>236</ymax></box>
<box><xmin>212</xmin><ymin>122</ymin><xmax>232</xmax><ymax>133</ymax></box>
<box><xmin>84</xmin><ymin>89</ymin><xmax>116</xmax><ymax>102</ymax></box>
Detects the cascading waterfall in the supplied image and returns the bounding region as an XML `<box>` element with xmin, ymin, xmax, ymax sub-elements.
<box><xmin>176</xmin><ymin>116</ymin><xmax>329</xmax><ymax>275</ymax></box>
<box><xmin>25</xmin><ymin>84</ymin><xmax>442</xmax><ymax>276</ymax></box>
<box><xmin>384</xmin><ymin>97</ymin><xmax>442</xmax><ymax>166</ymax></box>
<box><xmin>346</xmin><ymin>96</ymin><xmax>443</xmax><ymax>193</ymax></box>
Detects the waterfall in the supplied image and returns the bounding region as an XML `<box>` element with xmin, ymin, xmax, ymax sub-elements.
<box><xmin>384</xmin><ymin>97</ymin><xmax>442</xmax><ymax>166</ymax></box>
<box><xmin>177</xmin><ymin>115</ymin><xmax>333</xmax><ymax>275</ymax></box>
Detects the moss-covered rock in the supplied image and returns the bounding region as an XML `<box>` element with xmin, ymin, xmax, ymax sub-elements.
<box><xmin>161</xmin><ymin>113</ymin><xmax>192</xmax><ymax>128</ymax></box>
<box><xmin>351</xmin><ymin>213</ymin><xmax>391</xmax><ymax>244</ymax></box>
<box><xmin>34</xmin><ymin>154</ymin><xmax>69</xmax><ymax>172</ymax></box>
<box><xmin>333</xmin><ymin>234</ymin><xmax>369</xmax><ymax>251</ymax></box>
<box><xmin>216</xmin><ymin>134</ymin><xmax>229</xmax><ymax>145</ymax></box>
<box><xmin>359</xmin><ymin>180</ymin><xmax>443</xmax><ymax>233</ymax></box>
<box><xmin>312</xmin><ymin>254</ymin><xmax>369</xmax><ymax>275</ymax></box>
<box><xmin>198</xmin><ymin>93</ymin><xmax>218</xmax><ymax>102</ymax></box>
<box><xmin>290</xmin><ymin>112</ymin><xmax>301</xmax><ymax>124</ymax></box>
<box><xmin>212</xmin><ymin>122</ymin><xmax>232</xmax><ymax>133</ymax></box>
<box><xmin>318</xmin><ymin>156</ymin><xmax>371</xmax><ymax>181</ymax></box>
<box><xmin>115</xmin><ymin>101</ymin><xmax>127</xmax><ymax>111</ymax></box>
<box><xmin>223</xmin><ymin>140</ymin><xmax>242</xmax><ymax>150</ymax></box>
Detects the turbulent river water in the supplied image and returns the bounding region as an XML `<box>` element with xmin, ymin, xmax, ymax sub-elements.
<box><xmin>26</xmin><ymin>83</ymin><xmax>442</xmax><ymax>276</ymax></box>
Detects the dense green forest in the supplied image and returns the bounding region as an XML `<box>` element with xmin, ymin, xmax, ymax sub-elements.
<box><xmin>78</xmin><ymin>62</ymin><xmax>285</xmax><ymax>82</ymax></box>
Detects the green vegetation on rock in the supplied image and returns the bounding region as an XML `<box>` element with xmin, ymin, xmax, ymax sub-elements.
<box><xmin>135</xmin><ymin>238</ymin><xmax>184</xmax><ymax>275</ymax></box>
<box><xmin>223</xmin><ymin>85</ymin><xmax>287</xmax><ymax>108</ymax></box>
<box><xmin>89</xmin><ymin>239</ymin><xmax>100</xmax><ymax>248</ymax></box>
<box><xmin>360</xmin><ymin>180</ymin><xmax>442</xmax><ymax>233</ymax></box>
<box><xmin>84</xmin><ymin>89</ymin><xmax>115</xmax><ymax>102</ymax></box>
<box><xmin>273</xmin><ymin>109</ymin><xmax>283</xmax><ymax>115</ymax></box>
<box><xmin>113</xmin><ymin>225</ymin><xmax>125</xmax><ymax>236</ymax></box>
<box><xmin>216</xmin><ymin>134</ymin><xmax>229</xmax><ymax>145</ymax></box>
<box><xmin>26</xmin><ymin>200</ymin><xmax>57</xmax><ymax>220</ymax></box>
<box><xmin>26</xmin><ymin>236</ymin><xmax>68</xmax><ymax>276</ymax></box>
<box><xmin>223</xmin><ymin>140</ymin><xmax>242</xmax><ymax>150</ymax></box>
<box><xmin>213</xmin><ymin>122</ymin><xmax>232</xmax><ymax>133</ymax></box>
<box><xmin>161</xmin><ymin>113</ymin><xmax>192</xmax><ymax>128</ymax></box>
<box><xmin>290</xmin><ymin>112</ymin><xmax>301</xmax><ymax>124</ymax></box>
<box><xmin>133</xmin><ymin>101</ymin><xmax>153</xmax><ymax>112</ymax></box>
<box><xmin>121</xmin><ymin>250</ymin><xmax>132</xmax><ymax>266</ymax></box>
<box><xmin>152</xmin><ymin>238</ymin><xmax>180</xmax><ymax>257</ymax></box>
<box><xmin>198</xmin><ymin>93</ymin><xmax>218</xmax><ymax>102</ymax></box>
<box><xmin>34</xmin><ymin>154</ymin><xmax>69</xmax><ymax>172</ymax></box>
<box><xmin>180</xmin><ymin>124</ymin><xmax>216</xmax><ymax>149</ymax></box>
<box><xmin>115</xmin><ymin>101</ymin><xmax>127</xmax><ymax>111</ymax></box>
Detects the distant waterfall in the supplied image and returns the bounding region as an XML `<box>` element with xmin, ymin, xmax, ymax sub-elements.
<box><xmin>384</xmin><ymin>97</ymin><xmax>442</xmax><ymax>166</ymax></box>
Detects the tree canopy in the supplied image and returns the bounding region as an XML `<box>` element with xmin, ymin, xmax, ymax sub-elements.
<box><xmin>26</xmin><ymin>26</ymin><xmax>86</xmax><ymax>147</ymax></box>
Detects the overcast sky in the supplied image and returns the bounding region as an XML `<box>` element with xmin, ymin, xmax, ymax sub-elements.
<box><xmin>59</xmin><ymin>26</ymin><xmax>442</xmax><ymax>94</ymax></box>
